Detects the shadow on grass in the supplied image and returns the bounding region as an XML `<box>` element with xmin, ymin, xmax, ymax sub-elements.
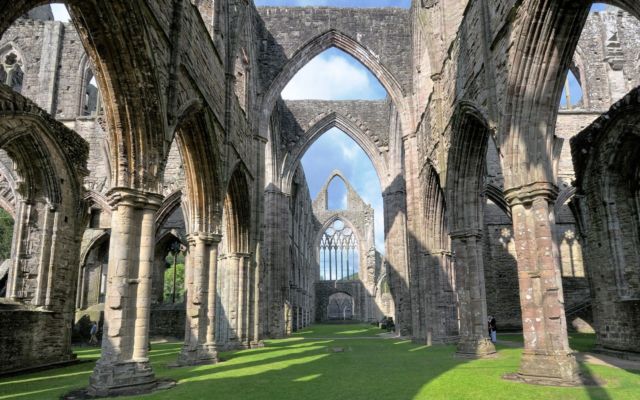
<box><xmin>2</xmin><ymin>325</ymin><xmax>639</xmax><ymax>400</ymax></box>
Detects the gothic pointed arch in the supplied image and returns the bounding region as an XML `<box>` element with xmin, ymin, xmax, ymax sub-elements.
<box><xmin>259</xmin><ymin>29</ymin><xmax>411</xmax><ymax>140</ymax></box>
<box><xmin>485</xmin><ymin>184</ymin><xmax>511</xmax><ymax>220</ymax></box>
<box><xmin>571</xmin><ymin>86</ymin><xmax>640</xmax><ymax>353</ymax></box>
<box><xmin>501</xmin><ymin>0</ymin><xmax>591</xmax><ymax>191</ymax></box>
<box><xmin>1</xmin><ymin>1</ymin><xmax>168</xmax><ymax>191</ymax></box>
<box><xmin>222</xmin><ymin>165</ymin><xmax>251</xmax><ymax>254</ymax></box>
<box><xmin>282</xmin><ymin>111</ymin><xmax>389</xmax><ymax>191</ymax></box>
<box><xmin>155</xmin><ymin>190</ymin><xmax>185</xmax><ymax>232</ymax></box>
<box><xmin>446</xmin><ymin>102</ymin><xmax>492</xmax><ymax>234</ymax></box>
<box><xmin>173</xmin><ymin>104</ymin><xmax>222</xmax><ymax>234</ymax></box>
<box><xmin>0</xmin><ymin>42</ymin><xmax>27</xmax><ymax>93</ymax></box>
<box><xmin>0</xmin><ymin>84</ymin><xmax>88</xmax><ymax>373</ymax></box>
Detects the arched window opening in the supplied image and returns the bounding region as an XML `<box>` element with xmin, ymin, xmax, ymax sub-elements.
<box><xmin>0</xmin><ymin>51</ymin><xmax>23</xmax><ymax>93</ymax></box>
<box><xmin>319</xmin><ymin>219</ymin><xmax>359</xmax><ymax>281</ymax></box>
<box><xmin>563</xmin><ymin>3</ymin><xmax>640</xmax><ymax>111</ymax></box>
<box><xmin>327</xmin><ymin>292</ymin><xmax>353</xmax><ymax>320</ymax></box>
<box><xmin>282</xmin><ymin>48</ymin><xmax>387</xmax><ymax>101</ymax></box>
<box><xmin>155</xmin><ymin>204</ymin><xmax>187</xmax><ymax>304</ymax></box>
<box><xmin>560</xmin><ymin>69</ymin><xmax>584</xmax><ymax>110</ymax></box>
<box><xmin>77</xmin><ymin>237</ymin><xmax>109</xmax><ymax>309</ymax></box>
<box><xmin>301</xmin><ymin>129</ymin><xmax>385</xmax><ymax>251</ymax></box>
<box><xmin>80</xmin><ymin>69</ymin><xmax>100</xmax><ymax>117</ymax></box>
<box><xmin>163</xmin><ymin>240</ymin><xmax>185</xmax><ymax>304</ymax></box>
<box><xmin>327</xmin><ymin>175</ymin><xmax>347</xmax><ymax>210</ymax></box>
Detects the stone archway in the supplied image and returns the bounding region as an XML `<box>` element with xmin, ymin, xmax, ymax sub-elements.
<box><xmin>0</xmin><ymin>85</ymin><xmax>88</xmax><ymax>374</ymax></box>
<box><xmin>327</xmin><ymin>292</ymin><xmax>354</xmax><ymax>320</ymax></box>
<box><xmin>259</xmin><ymin>29</ymin><xmax>411</xmax><ymax>143</ymax></box>
<box><xmin>215</xmin><ymin>165</ymin><xmax>253</xmax><ymax>351</ymax></box>
<box><xmin>446</xmin><ymin>103</ymin><xmax>496</xmax><ymax>358</ymax></box>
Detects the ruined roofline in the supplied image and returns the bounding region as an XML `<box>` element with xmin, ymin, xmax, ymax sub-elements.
<box><xmin>256</xmin><ymin>6</ymin><xmax>410</xmax><ymax>13</ymax></box>
<box><xmin>283</xmin><ymin>99</ymin><xmax>391</xmax><ymax>106</ymax></box>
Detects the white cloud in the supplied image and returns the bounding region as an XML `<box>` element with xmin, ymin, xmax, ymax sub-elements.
<box><xmin>282</xmin><ymin>52</ymin><xmax>380</xmax><ymax>100</ymax></box>
<box><xmin>341</xmin><ymin>143</ymin><xmax>359</xmax><ymax>161</ymax></box>
<box><xmin>50</xmin><ymin>4</ymin><xmax>70</xmax><ymax>22</ymax></box>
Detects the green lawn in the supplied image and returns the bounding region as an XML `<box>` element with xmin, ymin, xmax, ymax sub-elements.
<box><xmin>291</xmin><ymin>323</ymin><xmax>384</xmax><ymax>338</ymax></box>
<box><xmin>0</xmin><ymin>325</ymin><xmax>638</xmax><ymax>400</ymax></box>
<box><xmin>500</xmin><ymin>332</ymin><xmax>598</xmax><ymax>353</ymax></box>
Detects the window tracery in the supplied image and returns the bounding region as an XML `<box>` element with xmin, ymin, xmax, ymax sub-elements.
<box><xmin>1</xmin><ymin>52</ymin><xmax>23</xmax><ymax>93</ymax></box>
<box><xmin>319</xmin><ymin>219</ymin><xmax>358</xmax><ymax>281</ymax></box>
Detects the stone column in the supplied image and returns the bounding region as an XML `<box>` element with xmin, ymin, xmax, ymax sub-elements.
<box><xmin>7</xmin><ymin>200</ymin><xmax>28</xmax><ymax>300</ymax></box>
<box><xmin>451</xmin><ymin>230</ymin><xmax>496</xmax><ymax>358</ymax></box>
<box><xmin>250</xmin><ymin>247</ymin><xmax>264</xmax><ymax>348</ymax></box>
<box><xmin>263</xmin><ymin>188</ymin><xmax>291</xmax><ymax>337</ymax></box>
<box><xmin>205</xmin><ymin>234</ymin><xmax>221</xmax><ymax>349</ymax></box>
<box><xmin>505</xmin><ymin>184</ymin><xmax>580</xmax><ymax>385</ymax></box>
<box><xmin>88</xmin><ymin>189</ymin><xmax>163</xmax><ymax>397</ymax></box>
<box><xmin>176</xmin><ymin>233</ymin><xmax>219</xmax><ymax>365</ymax></box>
<box><xmin>237</xmin><ymin>252</ymin><xmax>251</xmax><ymax>348</ymax></box>
<box><xmin>133</xmin><ymin>206</ymin><xmax>155</xmax><ymax>360</ymax></box>
<box><xmin>382</xmin><ymin>188</ymin><xmax>411</xmax><ymax>335</ymax></box>
<box><xmin>215</xmin><ymin>253</ymin><xmax>240</xmax><ymax>349</ymax></box>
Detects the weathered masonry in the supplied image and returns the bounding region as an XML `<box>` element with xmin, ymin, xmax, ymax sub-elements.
<box><xmin>0</xmin><ymin>0</ymin><xmax>639</xmax><ymax>395</ymax></box>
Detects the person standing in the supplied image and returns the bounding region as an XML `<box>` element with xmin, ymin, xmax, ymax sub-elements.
<box><xmin>89</xmin><ymin>321</ymin><xmax>98</xmax><ymax>345</ymax></box>
<box><xmin>488</xmin><ymin>316</ymin><xmax>497</xmax><ymax>343</ymax></box>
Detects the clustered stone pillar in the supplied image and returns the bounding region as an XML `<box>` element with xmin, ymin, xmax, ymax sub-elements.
<box><xmin>505</xmin><ymin>184</ymin><xmax>580</xmax><ymax>385</ymax></box>
<box><xmin>382</xmin><ymin>188</ymin><xmax>411</xmax><ymax>335</ymax></box>
<box><xmin>88</xmin><ymin>189</ymin><xmax>163</xmax><ymax>397</ymax></box>
<box><xmin>176</xmin><ymin>233</ymin><xmax>221</xmax><ymax>365</ymax></box>
<box><xmin>451</xmin><ymin>230</ymin><xmax>496</xmax><ymax>358</ymax></box>
<box><xmin>237</xmin><ymin>252</ymin><xmax>251</xmax><ymax>348</ymax></box>
<box><xmin>263</xmin><ymin>188</ymin><xmax>291</xmax><ymax>337</ymax></box>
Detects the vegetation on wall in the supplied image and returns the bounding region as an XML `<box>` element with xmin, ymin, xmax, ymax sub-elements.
<box><xmin>0</xmin><ymin>208</ymin><xmax>13</xmax><ymax>260</ymax></box>
<box><xmin>163</xmin><ymin>253</ymin><xmax>185</xmax><ymax>303</ymax></box>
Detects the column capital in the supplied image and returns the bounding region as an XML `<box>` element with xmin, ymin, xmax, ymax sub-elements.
<box><xmin>107</xmin><ymin>187</ymin><xmax>164</xmax><ymax>210</ymax></box>
<box><xmin>231</xmin><ymin>252</ymin><xmax>252</xmax><ymax>259</ymax></box>
<box><xmin>504</xmin><ymin>182</ymin><xmax>558</xmax><ymax>207</ymax></box>
<box><xmin>450</xmin><ymin>229</ymin><xmax>482</xmax><ymax>239</ymax></box>
<box><xmin>187</xmin><ymin>232</ymin><xmax>222</xmax><ymax>245</ymax></box>
<box><xmin>253</xmin><ymin>134</ymin><xmax>268</xmax><ymax>143</ymax></box>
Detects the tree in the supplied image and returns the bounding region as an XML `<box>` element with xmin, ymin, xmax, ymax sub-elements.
<box><xmin>0</xmin><ymin>208</ymin><xmax>13</xmax><ymax>260</ymax></box>
<box><xmin>163</xmin><ymin>251</ymin><xmax>185</xmax><ymax>303</ymax></box>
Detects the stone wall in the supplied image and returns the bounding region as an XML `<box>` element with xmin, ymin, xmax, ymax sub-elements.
<box><xmin>479</xmin><ymin>8</ymin><xmax>640</xmax><ymax>332</ymax></box>
<box><xmin>571</xmin><ymin>86</ymin><xmax>640</xmax><ymax>354</ymax></box>
<box><xmin>256</xmin><ymin>7</ymin><xmax>413</xmax><ymax>95</ymax></box>
<box><xmin>288</xmin><ymin>166</ymin><xmax>316</xmax><ymax>332</ymax></box>
<box><xmin>149</xmin><ymin>304</ymin><xmax>186</xmax><ymax>340</ymax></box>
<box><xmin>0</xmin><ymin>307</ymin><xmax>76</xmax><ymax>373</ymax></box>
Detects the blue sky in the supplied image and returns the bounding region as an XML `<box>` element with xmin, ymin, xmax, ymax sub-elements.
<box><xmin>300</xmin><ymin>129</ymin><xmax>385</xmax><ymax>251</ymax></box>
<box><xmin>283</xmin><ymin>48</ymin><xmax>387</xmax><ymax>100</ymax></box>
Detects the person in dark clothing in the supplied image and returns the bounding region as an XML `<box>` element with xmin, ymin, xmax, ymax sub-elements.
<box><xmin>488</xmin><ymin>316</ymin><xmax>497</xmax><ymax>343</ymax></box>
<box><xmin>89</xmin><ymin>321</ymin><xmax>98</xmax><ymax>345</ymax></box>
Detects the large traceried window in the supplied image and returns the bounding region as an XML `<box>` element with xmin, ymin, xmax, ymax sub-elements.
<box><xmin>319</xmin><ymin>219</ymin><xmax>359</xmax><ymax>281</ymax></box>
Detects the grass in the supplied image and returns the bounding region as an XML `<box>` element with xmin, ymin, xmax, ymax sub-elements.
<box><xmin>0</xmin><ymin>325</ymin><xmax>638</xmax><ymax>400</ymax></box>
<box><xmin>291</xmin><ymin>323</ymin><xmax>385</xmax><ymax>338</ymax></box>
<box><xmin>500</xmin><ymin>332</ymin><xmax>598</xmax><ymax>353</ymax></box>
